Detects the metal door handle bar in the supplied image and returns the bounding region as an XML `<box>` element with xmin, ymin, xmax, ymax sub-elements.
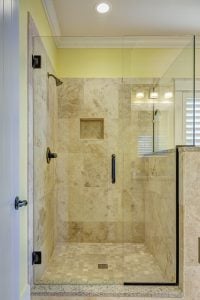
<box><xmin>112</xmin><ymin>154</ymin><xmax>116</xmax><ymax>184</ymax></box>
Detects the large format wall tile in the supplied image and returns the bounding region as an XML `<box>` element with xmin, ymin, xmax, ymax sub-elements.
<box><xmin>58</xmin><ymin>79</ymin><xmax>84</xmax><ymax>118</ymax></box>
<box><xmin>56</xmin><ymin>78</ymin><xmax>154</xmax><ymax>243</ymax></box>
<box><xmin>144</xmin><ymin>151</ymin><xmax>177</xmax><ymax>282</ymax></box>
<box><xmin>83</xmin><ymin>154</ymin><xmax>107</xmax><ymax>187</ymax></box>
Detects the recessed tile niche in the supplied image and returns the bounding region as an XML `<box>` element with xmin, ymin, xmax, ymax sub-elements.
<box><xmin>80</xmin><ymin>118</ymin><xmax>104</xmax><ymax>140</ymax></box>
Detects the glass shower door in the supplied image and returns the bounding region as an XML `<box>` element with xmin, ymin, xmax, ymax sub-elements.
<box><xmin>32</xmin><ymin>34</ymin><xmax>195</xmax><ymax>286</ymax></box>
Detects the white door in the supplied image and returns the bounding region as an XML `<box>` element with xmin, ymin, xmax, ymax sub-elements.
<box><xmin>0</xmin><ymin>0</ymin><xmax>20</xmax><ymax>299</ymax></box>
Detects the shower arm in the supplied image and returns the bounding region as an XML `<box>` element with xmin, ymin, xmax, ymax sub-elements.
<box><xmin>47</xmin><ymin>72</ymin><xmax>63</xmax><ymax>86</ymax></box>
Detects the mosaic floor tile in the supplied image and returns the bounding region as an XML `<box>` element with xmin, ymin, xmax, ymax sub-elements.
<box><xmin>36</xmin><ymin>243</ymin><xmax>166</xmax><ymax>284</ymax></box>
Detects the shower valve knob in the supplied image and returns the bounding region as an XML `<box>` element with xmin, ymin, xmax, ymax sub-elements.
<box><xmin>50</xmin><ymin>153</ymin><xmax>57</xmax><ymax>158</ymax></box>
<box><xmin>46</xmin><ymin>147</ymin><xmax>57</xmax><ymax>164</ymax></box>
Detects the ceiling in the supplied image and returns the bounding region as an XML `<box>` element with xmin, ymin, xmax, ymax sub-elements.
<box><xmin>43</xmin><ymin>0</ymin><xmax>200</xmax><ymax>37</ymax></box>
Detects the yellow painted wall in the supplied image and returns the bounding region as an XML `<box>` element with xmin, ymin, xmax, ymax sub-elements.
<box><xmin>57</xmin><ymin>48</ymin><xmax>183</xmax><ymax>78</ymax></box>
<box><xmin>19</xmin><ymin>0</ymin><xmax>57</xmax><ymax>298</ymax></box>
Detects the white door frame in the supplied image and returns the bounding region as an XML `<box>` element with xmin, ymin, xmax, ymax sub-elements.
<box><xmin>0</xmin><ymin>0</ymin><xmax>20</xmax><ymax>299</ymax></box>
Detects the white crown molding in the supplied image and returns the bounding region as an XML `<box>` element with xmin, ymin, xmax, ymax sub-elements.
<box><xmin>42</xmin><ymin>0</ymin><xmax>61</xmax><ymax>36</ymax></box>
<box><xmin>55</xmin><ymin>36</ymin><xmax>193</xmax><ymax>49</ymax></box>
<box><xmin>41</xmin><ymin>1</ymin><xmax>193</xmax><ymax>49</ymax></box>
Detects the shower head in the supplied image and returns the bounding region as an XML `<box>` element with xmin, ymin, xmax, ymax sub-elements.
<box><xmin>47</xmin><ymin>73</ymin><xmax>63</xmax><ymax>86</ymax></box>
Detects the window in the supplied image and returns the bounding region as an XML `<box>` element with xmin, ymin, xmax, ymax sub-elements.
<box><xmin>184</xmin><ymin>97</ymin><xmax>200</xmax><ymax>146</ymax></box>
<box><xmin>138</xmin><ymin>136</ymin><xmax>153</xmax><ymax>156</ymax></box>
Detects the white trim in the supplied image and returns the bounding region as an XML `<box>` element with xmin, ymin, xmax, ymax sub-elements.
<box><xmin>174</xmin><ymin>80</ymin><xmax>200</xmax><ymax>146</ymax></box>
<box><xmin>175</xmin><ymin>79</ymin><xmax>200</xmax><ymax>91</ymax></box>
<box><xmin>41</xmin><ymin>1</ymin><xmax>193</xmax><ymax>48</ymax></box>
<box><xmin>42</xmin><ymin>0</ymin><xmax>61</xmax><ymax>36</ymax></box>
<box><xmin>20</xmin><ymin>285</ymin><xmax>30</xmax><ymax>300</ymax></box>
<box><xmin>55</xmin><ymin>36</ymin><xmax>193</xmax><ymax>49</ymax></box>
<box><xmin>0</xmin><ymin>0</ymin><xmax>20</xmax><ymax>299</ymax></box>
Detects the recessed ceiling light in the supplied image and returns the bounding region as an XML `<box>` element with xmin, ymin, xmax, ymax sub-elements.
<box><xmin>96</xmin><ymin>2</ymin><xmax>111</xmax><ymax>14</ymax></box>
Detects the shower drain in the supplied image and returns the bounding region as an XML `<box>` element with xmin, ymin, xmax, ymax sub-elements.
<box><xmin>98</xmin><ymin>263</ymin><xmax>108</xmax><ymax>269</ymax></box>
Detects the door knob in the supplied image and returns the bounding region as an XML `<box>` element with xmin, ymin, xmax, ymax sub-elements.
<box><xmin>15</xmin><ymin>197</ymin><xmax>28</xmax><ymax>210</ymax></box>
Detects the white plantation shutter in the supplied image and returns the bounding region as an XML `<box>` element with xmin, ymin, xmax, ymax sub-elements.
<box><xmin>184</xmin><ymin>98</ymin><xmax>200</xmax><ymax>146</ymax></box>
<box><xmin>138</xmin><ymin>117</ymin><xmax>169</xmax><ymax>155</ymax></box>
<box><xmin>138</xmin><ymin>136</ymin><xmax>153</xmax><ymax>156</ymax></box>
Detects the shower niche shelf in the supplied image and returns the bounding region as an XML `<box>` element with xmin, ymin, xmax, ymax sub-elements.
<box><xmin>80</xmin><ymin>118</ymin><xmax>104</xmax><ymax>140</ymax></box>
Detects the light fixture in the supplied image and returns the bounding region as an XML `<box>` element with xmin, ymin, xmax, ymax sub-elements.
<box><xmin>164</xmin><ymin>91</ymin><xmax>173</xmax><ymax>99</ymax></box>
<box><xmin>96</xmin><ymin>2</ymin><xmax>111</xmax><ymax>14</ymax></box>
<box><xmin>149</xmin><ymin>87</ymin><xmax>159</xmax><ymax>99</ymax></box>
<box><xmin>136</xmin><ymin>91</ymin><xmax>144</xmax><ymax>99</ymax></box>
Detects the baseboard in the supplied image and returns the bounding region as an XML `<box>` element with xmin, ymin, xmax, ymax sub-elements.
<box><xmin>20</xmin><ymin>284</ymin><xmax>30</xmax><ymax>300</ymax></box>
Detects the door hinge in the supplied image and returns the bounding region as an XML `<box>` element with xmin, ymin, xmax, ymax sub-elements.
<box><xmin>32</xmin><ymin>55</ymin><xmax>41</xmax><ymax>69</ymax></box>
<box><xmin>32</xmin><ymin>251</ymin><xmax>42</xmax><ymax>265</ymax></box>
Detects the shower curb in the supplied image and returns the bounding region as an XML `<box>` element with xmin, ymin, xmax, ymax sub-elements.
<box><xmin>31</xmin><ymin>284</ymin><xmax>183</xmax><ymax>298</ymax></box>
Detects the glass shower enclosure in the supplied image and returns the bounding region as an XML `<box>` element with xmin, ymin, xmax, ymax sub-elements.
<box><xmin>31</xmin><ymin>35</ymin><xmax>195</xmax><ymax>285</ymax></box>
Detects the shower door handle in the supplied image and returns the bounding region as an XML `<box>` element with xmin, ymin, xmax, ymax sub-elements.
<box><xmin>112</xmin><ymin>154</ymin><xmax>116</xmax><ymax>184</ymax></box>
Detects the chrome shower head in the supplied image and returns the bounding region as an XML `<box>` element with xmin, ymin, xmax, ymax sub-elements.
<box><xmin>47</xmin><ymin>73</ymin><xmax>63</xmax><ymax>86</ymax></box>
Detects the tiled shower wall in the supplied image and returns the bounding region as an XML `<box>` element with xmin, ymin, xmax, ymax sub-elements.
<box><xmin>32</xmin><ymin>148</ymin><xmax>200</xmax><ymax>299</ymax></box>
<box><xmin>144</xmin><ymin>151</ymin><xmax>176</xmax><ymax>282</ymax></box>
<box><xmin>56</xmin><ymin>78</ymin><xmax>153</xmax><ymax>243</ymax></box>
<box><xmin>33</xmin><ymin>37</ymin><xmax>57</xmax><ymax>279</ymax></box>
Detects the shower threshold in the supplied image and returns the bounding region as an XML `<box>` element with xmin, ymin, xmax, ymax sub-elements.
<box><xmin>32</xmin><ymin>284</ymin><xmax>182</xmax><ymax>298</ymax></box>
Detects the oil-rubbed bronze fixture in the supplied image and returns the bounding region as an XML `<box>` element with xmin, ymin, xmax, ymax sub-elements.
<box><xmin>111</xmin><ymin>154</ymin><xmax>116</xmax><ymax>183</ymax></box>
<box><xmin>46</xmin><ymin>147</ymin><xmax>57</xmax><ymax>164</ymax></box>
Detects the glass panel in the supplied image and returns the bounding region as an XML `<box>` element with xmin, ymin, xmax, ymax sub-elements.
<box><xmin>158</xmin><ymin>37</ymin><xmax>194</xmax><ymax>148</ymax></box>
<box><xmin>121</xmin><ymin>36</ymin><xmax>193</xmax><ymax>284</ymax></box>
<box><xmin>32</xmin><ymin>36</ymin><xmax>57</xmax><ymax>284</ymax></box>
<box><xmin>32</xmin><ymin>35</ymin><xmax>194</xmax><ymax>286</ymax></box>
<box><xmin>33</xmin><ymin>36</ymin><xmax>125</xmax><ymax>285</ymax></box>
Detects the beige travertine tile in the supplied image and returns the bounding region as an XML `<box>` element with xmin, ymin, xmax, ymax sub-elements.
<box><xmin>55</xmin><ymin>79</ymin><xmax>148</xmax><ymax>244</ymax></box>
<box><xmin>57</xmin><ymin>118</ymin><xmax>81</xmax><ymax>153</ymax></box>
<box><xmin>58</xmin><ymin>79</ymin><xmax>84</xmax><ymax>118</ymax></box>
<box><xmin>80</xmin><ymin>119</ymin><xmax>104</xmax><ymax>140</ymax></box>
<box><xmin>82</xmin><ymin>153</ymin><xmax>108</xmax><ymax>187</ymax></box>
<box><xmin>144</xmin><ymin>151</ymin><xmax>176</xmax><ymax>282</ymax></box>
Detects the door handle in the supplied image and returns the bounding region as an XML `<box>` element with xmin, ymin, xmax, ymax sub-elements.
<box><xmin>112</xmin><ymin>154</ymin><xmax>116</xmax><ymax>184</ymax></box>
<box><xmin>15</xmin><ymin>196</ymin><xmax>28</xmax><ymax>210</ymax></box>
